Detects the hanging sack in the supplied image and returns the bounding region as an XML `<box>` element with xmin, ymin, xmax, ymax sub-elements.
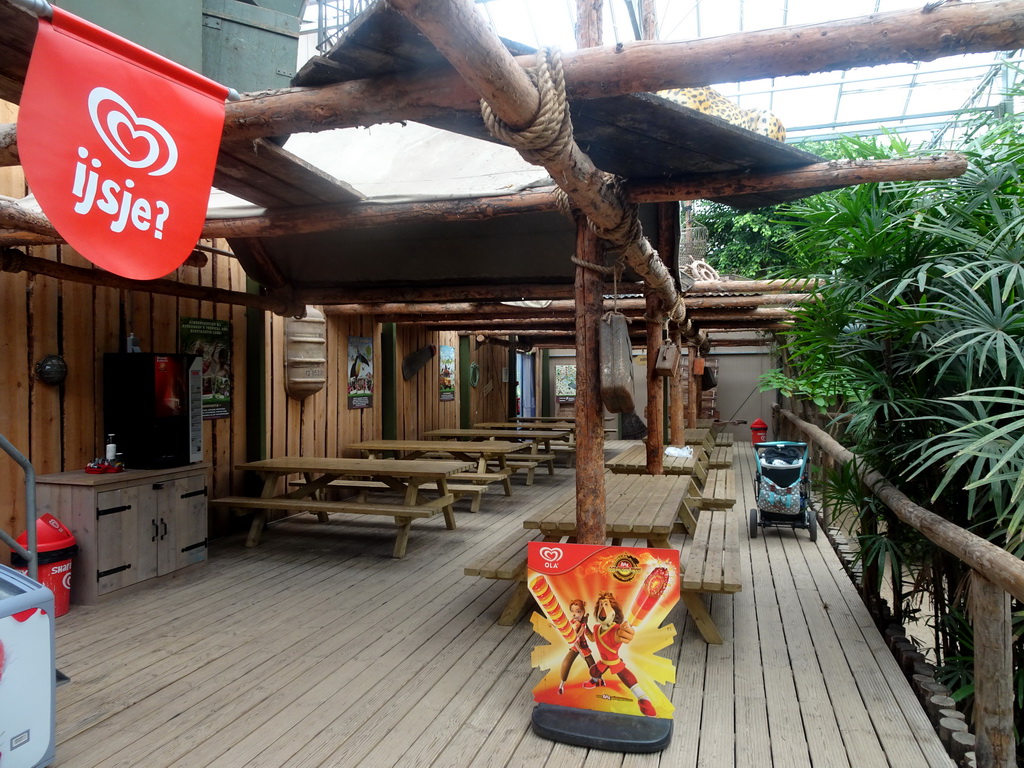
<box><xmin>701</xmin><ymin>365</ymin><xmax>718</xmax><ymax>390</ymax></box>
<box><xmin>600</xmin><ymin>312</ymin><xmax>635</xmax><ymax>413</ymax></box>
<box><xmin>654</xmin><ymin>341</ymin><xmax>680</xmax><ymax>377</ymax></box>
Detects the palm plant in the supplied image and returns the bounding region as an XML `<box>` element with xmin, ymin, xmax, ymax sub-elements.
<box><xmin>766</xmin><ymin>118</ymin><xmax>1024</xmax><ymax>742</ymax></box>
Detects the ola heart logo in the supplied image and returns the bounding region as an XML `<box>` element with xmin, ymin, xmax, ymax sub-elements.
<box><xmin>89</xmin><ymin>88</ymin><xmax>178</xmax><ymax>176</ymax></box>
<box><xmin>17</xmin><ymin>6</ymin><xmax>228</xmax><ymax>279</ymax></box>
<box><xmin>539</xmin><ymin>546</ymin><xmax>563</xmax><ymax>562</ymax></box>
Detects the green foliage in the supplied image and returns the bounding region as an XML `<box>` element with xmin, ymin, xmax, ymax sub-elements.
<box><xmin>691</xmin><ymin>203</ymin><xmax>799</xmax><ymax>277</ymax></box>
<box><xmin>770</xmin><ymin>117</ymin><xmax>1024</xmax><ymax>750</ymax></box>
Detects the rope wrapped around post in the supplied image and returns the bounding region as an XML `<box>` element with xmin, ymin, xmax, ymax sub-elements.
<box><xmin>480</xmin><ymin>47</ymin><xmax>696</xmax><ymax>341</ymax></box>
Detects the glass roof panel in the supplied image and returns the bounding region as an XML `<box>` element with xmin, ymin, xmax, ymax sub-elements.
<box><xmin>300</xmin><ymin>0</ymin><xmax>1023</xmax><ymax>148</ymax></box>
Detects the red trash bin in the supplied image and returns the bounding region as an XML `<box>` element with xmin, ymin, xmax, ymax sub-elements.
<box><xmin>12</xmin><ymin>513</ymin><xmax>78</xmax><ymax>617</ymax></box>
<box><xmin>750</xmin><ymin>418</ymin><xmax>768</xmax><ymax>444</ymax></box>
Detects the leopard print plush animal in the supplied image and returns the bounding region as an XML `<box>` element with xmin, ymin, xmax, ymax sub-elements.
<box><xmin>658</xmin><ymin>87</ymin><xmax>786</xmax><ymax>142</ymax></box>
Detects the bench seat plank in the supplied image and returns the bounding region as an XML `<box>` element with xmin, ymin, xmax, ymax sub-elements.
<box><xmin>699</xmin><ymin>468</ymin><xmax>737</xmax><ymax>509</ymax></box>
<box><xmin>464</xmin><ymin>529</ymin><xmax>552</xmax><ymax>625</ymax></box>
<box><xmin>291</xmin><ymin>478</ymin><xmax>489</xmax><ymax>512</ymax></box>
<box><xmin>210</xmin><ymin>493</ymin><xmax>455</xmax><ymax>558</ymax></box>
<box><xmin>709</xmin><ymin>444</ymin><xmax>734</xmax><ymax>469</ymax></box>
<box><xmin>679</xmin><ymin>507</ymin><xmax>743</xmax><ymax>644</ymax></box>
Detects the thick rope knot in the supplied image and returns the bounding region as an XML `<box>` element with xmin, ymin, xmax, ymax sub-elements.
<box><xmin>0</xmin><ymin>247</ymin><xmax>26</xmax><ymax>273</ymax></box>
<box><xmin>589</xmin><ymin>175</ymin><xmax>642</xmax><ymax>253</ymax></box>
<box><xmin>481</xmin><ymin>48</ymin><xmax>574</xmax><ymax>167</ymax></box>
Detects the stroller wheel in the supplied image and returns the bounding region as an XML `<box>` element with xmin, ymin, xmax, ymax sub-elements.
<box><xmin>808</xmin><ymin>508</ymin><xmax>818</xmax><ymax>542</ymax></box>
<box><xmin>749</xmin><ymin>508</ymin><xmax>759</xmax><ymax>539</ymax></box>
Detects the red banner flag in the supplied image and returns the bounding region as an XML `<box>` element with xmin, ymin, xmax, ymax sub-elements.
<box><xmin>18</xmin><ymin>8</ymin><xmax>228</xmax><ymax>279</ymax></box>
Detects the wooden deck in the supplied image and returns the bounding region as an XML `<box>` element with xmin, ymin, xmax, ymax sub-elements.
<box><xmin>51</xmin><ymin>442</ymin><xmax>953</xmax><ymax>767</ymax></box>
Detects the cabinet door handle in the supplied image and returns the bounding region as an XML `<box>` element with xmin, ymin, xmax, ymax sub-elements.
<box><xmin>161</xmin><ymin>519</ymin><xmax>168</xmax><ymax>539</ymax></box>
<box><xmin>152</xmin><ymin>483</ymin><xmax>165</xmax><ymax>490</ymax></box>
<box><xmin>152</xmin><ymin>519</ymin><xmax>159</xmax><ymax>542</ymax></box>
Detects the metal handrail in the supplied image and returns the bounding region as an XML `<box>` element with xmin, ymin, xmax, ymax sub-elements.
<box><xmin>0</xmin><ymin>433</ymin><xmax>37</xmax><ymax>580</ymax></box>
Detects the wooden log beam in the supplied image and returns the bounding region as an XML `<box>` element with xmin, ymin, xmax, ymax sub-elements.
<box><xmin>209</xmin><ymin>0</ymin><xmax>1024</xmax><ymax>143</ymax></box>
<box><xmin>323</xmin><ymin>297</ymin><xmax>799</xmax><ymax>318</ymax></box>
<box><xmin>302</xmin><ymin>278</ymin><xmax>815</xmax><ymax>305</ymax></box>
<box><xmin>0</xmin><ymin>247</ymin><xmax>287</xmax><ymax>313</ymax></box>
<box><xmin>631</xmin><ymin>153</ymin><xmax>969</xmax><ymax>203</ymax></box>
<box><xmin>389</xmin><ymin>0</ymin><xmax>688</xmax><ymax>331</ymax></box>
<box><xmin>0</xmin><ymin>156</ymin><xmax>968</xmax><ymax>247</ymax></box>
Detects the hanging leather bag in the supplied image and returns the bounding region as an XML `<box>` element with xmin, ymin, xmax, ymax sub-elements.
<box><xmin>600</xmin><ymin>312</ymin><xmax>635</xmax><ymax>413</ymax></box>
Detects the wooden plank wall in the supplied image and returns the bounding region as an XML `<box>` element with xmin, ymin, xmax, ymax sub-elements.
<box><xmin>393</xmin><ymin>326</ymin><xmax>460</xmax><ymax>439</ymax></box>
<box><xmin>465</xmin><ymin>338</ymin><xmax>511</xmax><ymax>425</ymax></box>
<box><xmin>0</xmin><ymin>102</ymin><xmax>251</xmax><ymax>550</ymax></box>
<box><xmin>262</xmin><ymin>312</ymin><xmax>382</xmax><ymax>467</ymax></box>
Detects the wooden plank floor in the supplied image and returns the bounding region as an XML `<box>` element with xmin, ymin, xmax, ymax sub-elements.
<box><xmin>51</xmin><ymin>442</ymin><xmax>953</xmax><ymax>767</ymax></box>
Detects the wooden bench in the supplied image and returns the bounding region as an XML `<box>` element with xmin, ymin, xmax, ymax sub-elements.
<box><xmin>714</xmin><ymin>432</ymin><xmax>735</xmax><ymax>447</ymax></box>
<box><xmin>209</xmin><ymin>493</ymin><xmax>454</xmax><ymax>558</ymax></box>
<box><xmin>451</xmin><ymin>469</ymin><xmax>514</xmax><ymax>497</ymax></box>
<box><xmin>292</xmin><ymin>478</ymin><xmax>489</xmax><ymax>512</ymax></box>
<box><xmin>679</xmin><ymin>508</ymin><xmax>742</xmax><ymax>644</ymax></box>
<box><xmin>698</xmin><ymin>468</ymin><xmax>737</xmax><ymax>510</ymax></box>
<box><xmin>550</xmin><ymin>443</ymin><xmax>576</xmax><ymax>467</ymax></box>
<box><xmin>708</xmin><ymin>444</ymin><xmax>734</xmax><ymax>469</ymax></box>
<box><xmin>463</xmin><ymin>529</ymin><xmax>551</xmax><ymax>625</ymax></box>
<box><xmin>488</xmin><ymin>453</ymin><xmax>556</xmax><ymax>484</ymax></box>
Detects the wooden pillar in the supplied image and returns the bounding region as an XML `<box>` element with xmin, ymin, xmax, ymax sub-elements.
<box><xmin>645</xmin><ymin>290</ymin><xmax>664</xmax><ymax>474</ymax></box>
<box><xmin>685</xmin><ymin>344</ymin><xmax>699</xmax><ymax>428</ymax></box>
<box><xmin>575</xmin><ymin>0</ymin><xmax>603</xmax><ymax>48</ymax></box>
<box><xmin>970</xmin><ymin>570</ymin><xmax>1016</xmax><ymax>768</ymax></box>
<box><xmin>640</xmin><ymin>0</ymin><xmax>657</xmax><ymax>39</ymax></box>
<box><xmin>669</xmin><ymin>327</ymin><xmax>684</xmax><ymax>444</ymax></box>
<box><xmin>574</xmin><ymin>218</ymin><xmax>606</xmax><ymax>545</ymax></box>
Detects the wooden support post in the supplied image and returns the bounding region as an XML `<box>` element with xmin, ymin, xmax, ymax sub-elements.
<box><xmin>685</xmin><ymin>344</ymin><xmax>700</xmax><ymax>428</ymax></box>
<box><xmin>575</xmin><ymin>0</ymin><xmax>602</xmax><ymax>48</ymax></box>
<box><xmin>669</xmin><ymin>327</ymin><xmax>684</xmax><ymax>444</ymax></box>
<box><xmin>970</xmin><ymin>570</ymin><xmax>1016</xmax><ymax>768</ymax></box>
<box><xmin>645</xmin><ymin>289</ymin><xmax>664</xmax><ymax>474</ymax></box>
<box><xmin>574</xmin><ymin>218</ymin><xmax>606</xmax><ymax>545</ymax></box>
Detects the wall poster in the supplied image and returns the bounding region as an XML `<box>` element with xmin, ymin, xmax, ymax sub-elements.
<box><xmin>439</xmin><ymin>344</ymin><xmax>455</xmax><ymax>401</ymax></box>
<box><xmin>180</xmin><ymin>317</ymin><xmax>231</xmax><ymax>419</ymax></box>
<box><xmin>347</xmin><ymin>336</ymin><xmax>374</xmax><ymax>409</ymax></box>
<box><xmin>555</xmin><ymin>364</ymin><xmax>576</xmax><ymax>404</ymax></box>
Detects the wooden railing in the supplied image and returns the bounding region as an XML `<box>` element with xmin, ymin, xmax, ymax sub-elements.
<box><xmin>775</xmin><ymin>406</ymin><xmax>1020</xmax><ymax>768</ymax></box>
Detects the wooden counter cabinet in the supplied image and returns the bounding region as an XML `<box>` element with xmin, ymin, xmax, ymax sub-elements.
<box><xmin>34</xmin><ymin>464</ymin><xmax>210</xmax><ymax>604</ymax></box>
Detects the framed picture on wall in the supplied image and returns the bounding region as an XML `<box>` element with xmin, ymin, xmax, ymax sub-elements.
<box><xmin>180</xmin><ymin>317</ymin><xmax>231</xmax><ymax>419</ymax></box>
<box><xmin>555</xmin><ymin>364</ymin><xmax>576</xmax><ymax>404</ymax></box>
<box><xmin>348</xmin><ymin>336</ymin><xmax>373</xmax><ymax>409</ymax></box>
<box><xmin>439</xmin><ymin>344</ymin><xmax>455</xmax><ymax>401</ymax></box>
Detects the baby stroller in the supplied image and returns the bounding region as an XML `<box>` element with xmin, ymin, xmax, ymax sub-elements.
<box><xmin>749</xmin><ymin>441</ymin><xmax>816</xmax><ymax>541</ymax></box>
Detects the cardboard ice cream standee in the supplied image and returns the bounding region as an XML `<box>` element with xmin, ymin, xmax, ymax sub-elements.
<box><xmin>527</xmin><ymin>541</ymin><xmax>680</xmax><ymax>752</ymax></box>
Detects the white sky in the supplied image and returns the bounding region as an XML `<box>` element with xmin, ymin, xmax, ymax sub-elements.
<box><xmin>298</xmin><ymin>1</ymin><xmax>1023</xmax><ymax>146</ymax></box>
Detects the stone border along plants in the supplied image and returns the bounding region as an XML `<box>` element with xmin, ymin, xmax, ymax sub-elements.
<box><xmin>825</xmin><ymin>524</ymin><xmax>977</xmax><ymax>767</ymax></box>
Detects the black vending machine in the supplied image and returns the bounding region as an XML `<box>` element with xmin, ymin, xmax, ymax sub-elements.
<box><xmin>103</xmin><ymin>353</ymin><xmax>204</xmax><ymax>469</ymax></box>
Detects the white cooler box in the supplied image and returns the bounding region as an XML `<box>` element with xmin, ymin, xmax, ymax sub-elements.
<box><xmin>0</xmin><ymin>564</ymin><xmax>56</xmax><ymax>768</ymax></box>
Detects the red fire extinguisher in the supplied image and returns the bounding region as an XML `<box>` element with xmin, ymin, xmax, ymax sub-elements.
<box><xmin>750</xmin><ymin>418</ymin><xmax>768</xmax><ymax>444</ymax></box>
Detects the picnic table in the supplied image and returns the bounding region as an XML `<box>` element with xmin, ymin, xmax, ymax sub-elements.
<box><xmin>605</xmin><ymin>442</ymin><xmax>708</xmax><ymax>480</ymax></box>
<box><xmin>423</xmin><ymin>427</ymin><xmax>569</xmax><ymax>484</ymax></box>
<box><xmin>211</xmin><ymin>456</ymin><xmax>473</xmax><ymax>557</ymax></box>
<box><xmin>511</xmin><ymin>416</ymin><xmax>575</xmax><ymax>423</ymax></box>
<box><xmin>467</xmin><ymin>469</ymin><xmax>742</xmax><ymax>642</ymax></box>
<box><xmin>523</xmin><ymin>472</ymin><xmax>690</xmax><ymax>548</ymax></box>
<box><xmin>350</xmin><ymin>439</ymin><xmax>529</xmax><ymax>499</ymax></box>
